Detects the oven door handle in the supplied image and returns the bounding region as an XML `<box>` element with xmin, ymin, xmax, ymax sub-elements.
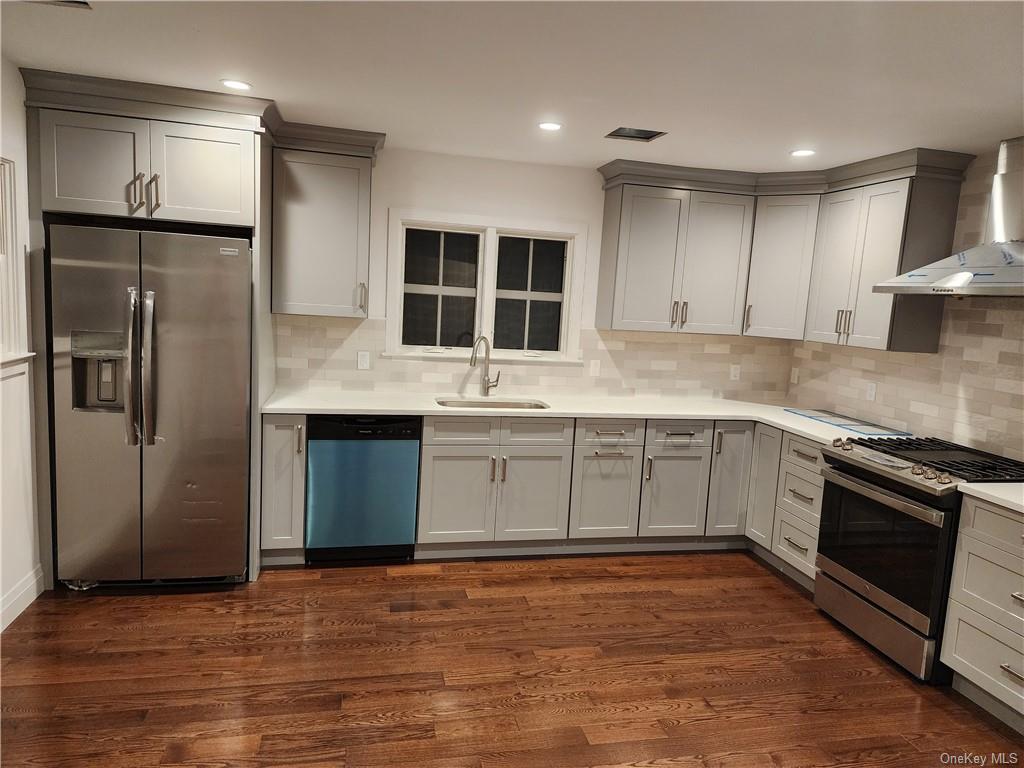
<box><xmin>821</xmin><ymin>467</ymin><xmax>945</xmax><ymax>527</ymax></box>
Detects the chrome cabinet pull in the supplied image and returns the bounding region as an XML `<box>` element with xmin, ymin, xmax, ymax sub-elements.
<box><xmin>595</xmin><ymin>430</ymin><xmax>626</xmax><ymax>437</ymax></box>
<box><xmin>744</xmin><ymin>304</ymin><xmax>752</xmax><ymax>331</ymax></box>
<box><xmin>792</xmin><ymin>448</ymin><xmax>817</xmax><ymax>463</ymax></box>
<box><xmin>123</xmin><ymin>288</ymin><xmax>139</xmax><ymax>446</ymax></box>
<box><xmin>296</xmin><ymin>424</ymin><xmax>303</xmax><ymax>454</ymax></box>
<box><xmin>834</xmin><ymin>309</ymin><xmax>843</xmax><ymax>333</ymax></box>
<box><xmin>141</xmin><ymin>290</ymin><xmax>155</xmax><ymax>445</ymax></box>
<box><xmin>1011</xmin><ymin>592</ymin><xmax>1024</xmax><ymax>605</ymax></box>
<box><xmin>783</xmin><ymin>536</ymin><xmax>809</xmax><ymax>553</ymax></box>
<box><xmin>645</xmin><ymin>456</ymin><xmax>653</xmax><ymax>481</ymax></box>
<box><xmin>150</xmin><ymin>173</ymin><xmax>162</xmax><ymax>212</ymax></box>
<box><xmin>358</xmin><ymin>282</ymin><xmax>368</xmax><ymax>313</ymax></box>
<box><xmin>714</xmin><ymin>430</ymin><xmax>724</xmax><ymax>454</ymax></box>
<box><xmin>593</xmin><ymin>450</ymin><xmax>625</xmax><ymax>457</ymax></box>
<box><xmin>681</xmin><ymin>300</ymin><xmax>688</xmax><ymax>325</ymax></box>
<box><xmin>664</xmin><ymin>431</ymin><xmax>696</xmax><ymax>437</ymax></box>
<box><xmin>843</xmin><ymin>309</ymin><xmax>853</xmax><ymax>334</ymax></box>
<box><xmin>130</xmin><ymin>172</ymin><xmax>146</xmax><ymax>212</ymax></box>
<box><xmin>789</xmin><ymin>488</ymin><xmax>815</xmax><ymax>504</ymax></box>
<box><xmin>490</xmin><ymin>456</ymin><xmax>497</xmax><ymax>482</ymax></box>
<box><xmin>670</xmin><ymin>300</ymin><xmax>679</xmax><ymax>325</ymax></box>
<box><xmin>501</xmin><ymin>456</ymin><xmax>508</xmax><ymax>482</ymax></box>
<box><xmin>1000</xmin><ymin>663</ymin><xmax>1024</xmax><ymax>683</ymax></box>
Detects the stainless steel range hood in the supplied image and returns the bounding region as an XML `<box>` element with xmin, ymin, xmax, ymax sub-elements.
<box><xmin>875</xmin><ymin>137</ymin><xmax>1023</xmax><ymax>296</ymax></box>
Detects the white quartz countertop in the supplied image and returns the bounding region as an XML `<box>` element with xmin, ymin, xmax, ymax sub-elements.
<box><xmin>263</xmin><ymin>388</ymin><xmax>861</xmax><ymax>445</ymax></box>
<box><xmin>958</xmin><ymin>483</ymin><xmax>1024</xmax><ymax>515</ymax></box>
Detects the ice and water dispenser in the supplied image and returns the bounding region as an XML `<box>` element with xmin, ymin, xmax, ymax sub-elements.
<box><xmin>70</xmin><ymin>330</ymin><xmax>127</xmax><ymax>411</ymax></box>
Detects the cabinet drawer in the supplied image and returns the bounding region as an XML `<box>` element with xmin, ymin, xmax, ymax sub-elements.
<box><xmin>771</xmin><ymin>508</ymin><xmax>818</xmax><ymax>578</ymax></box>
<box><xmin>950</xmin><ymin>534</ymin><xmax>1024</xmax><ymax>636</ymax></box>
<box><xmin>960</xmin><ymin>497</ymin><xmax>1023</xmax><ymax>558</ymax></box>
<box><xmin>499</xmin><ymin>417</ymin><xmax>574</xmax><ymax>446</ymax></box>
<box><xmin>575</xmin><ymin>419</ymin><xmax>645</xmax><ymax>446</ymax></box>
<box><xmin>941</xmin><ymin>600</ymin><xmax>1024</xmax><ymax>713</ymax></box>
<box><xmin>782</xmin><ymin>433</ymin><xmax>825</xmax><ymax>473</ymax></box>
<box><xmin>423</xmin><ymin>416</ymin><xmax>500</xmax><ymax>446</ymax></box>
<box><xmin>775</xmin><ymin>460</ymin><xmax>824</xmax><ymax>526</ymax></box>
<box><xmin>645</xmin><ymin>419</ymin><xmax>714</xmax><ymax>447</ymax></box>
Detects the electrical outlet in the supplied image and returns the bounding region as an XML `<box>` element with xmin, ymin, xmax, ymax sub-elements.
<box><xmin>589</xmin><ymin>359</ymin><xmax>601</xmax><ymax>377</ymax></box>
<box><xmin>866</xmin><ymin>381</ymin><xmax>877</xmax><ymax>402</ymax></box>
<box><xmin>790</xmin><ymin>367</ymin><xmax>800</xmax><ymax>385</ymax></box>
<box><xmin>357</xmin><ymin>351</ymin><xmax>371</xmax><ymax>370</ymax></box>
<box><xmin>729</xmin><ymin>364</ymin><xmax>741</xmax><ymax>381</ymax></box>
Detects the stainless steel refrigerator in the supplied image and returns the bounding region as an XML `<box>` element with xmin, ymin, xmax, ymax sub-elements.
<box><xmin>48</xmin><ymin>224</ymin><xmax>251</xmax><ymax>584</ymax></box>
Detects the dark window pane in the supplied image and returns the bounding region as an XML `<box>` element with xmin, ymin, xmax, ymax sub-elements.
<box><xmin>439</xmin><ymin>296</ymin><xmax>476</xmax><ymax>348</ymax></box>
<box><xmin>496</xmin><ymin>237</ymin><xmax>529</xmax><ymax>291</ymax></box>
<box><xmin>442</xmin><ymin>232</ymin><xmax>479</xmax><ymax>288</ymax></box>
<box><xmin>401</xmin><ymin>293</ymin><xmax>438</xmax><ymax>346</ymax></box>
<box><xmin>528</xmin><ymin>300</ymin><xmax>562</xmax><ymax>351</ymax></box>
<box><xmin>494</xmin><ymin>298</ymin><xmax>526</xmax><ymax>350</ymax></box>
<box><xmin>404</xmin><ymin>229</ymin><xmax>440</xmax><ymax>286</ymax></box>
<box><xmin>531</xmin><ymin>239</ymin><xmax>566</xmax><ymax>293</ymax></box>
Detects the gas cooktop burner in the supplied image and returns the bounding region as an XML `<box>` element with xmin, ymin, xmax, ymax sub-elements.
<box><xmin>850</xmin><ymin>437</ymin><xmax>1024</xmax><ymax>482</ymax></box>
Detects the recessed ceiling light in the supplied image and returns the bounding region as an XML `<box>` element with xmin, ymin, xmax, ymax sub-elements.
<box><xmin>538</xmin><ymin>122</ymin><xmax>562</xmax><ymax>132</ymax></box>
<box><xmin>221</xmin><ymin>79</ymin><xmax>252</xmax><ymax>91</ymax></box>
<box><xmin>790</xmin><ymin>149</ymin><xmax>816</xmax><ymax>157</ymax></box>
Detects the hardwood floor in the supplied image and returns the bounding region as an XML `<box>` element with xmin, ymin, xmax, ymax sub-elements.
<box><xmin>1</xmin><ymin>552</ymin><xmax>1019</xmax><ymax>767</ymax></box>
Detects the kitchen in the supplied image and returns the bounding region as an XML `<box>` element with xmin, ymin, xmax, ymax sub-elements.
<box><xmin>1</xmin><ymin>1</ymin><xmax>1022</xmax><ymax>766</ymax></box>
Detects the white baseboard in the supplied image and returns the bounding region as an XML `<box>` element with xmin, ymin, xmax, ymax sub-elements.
<box><xmin>1</xmin><ymin>564</ymin><xmax>44</xmax><ymax>631</ymax></box>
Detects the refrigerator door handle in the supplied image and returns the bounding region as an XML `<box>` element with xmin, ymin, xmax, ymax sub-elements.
<box><xmin>141</xmin><ymin>290</ymin><xmax>156</xmax><ymax>445</ymax></box>
<box><xmin>124</xmin><ymin>287</ymin><xmax>139</xmax><ymax>446</ymax></box>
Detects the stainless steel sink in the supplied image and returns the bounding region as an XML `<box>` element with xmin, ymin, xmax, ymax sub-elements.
<box><xmin>435</xmin><ymin>397</ymin><xmax>549</xmax><ymax>409</ymax></box>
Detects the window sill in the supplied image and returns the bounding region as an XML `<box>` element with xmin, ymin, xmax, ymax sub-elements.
<box><xmin>380</xmin><ymin>350</ymin><xmax>584</xmax><ymax>367</ymax></box>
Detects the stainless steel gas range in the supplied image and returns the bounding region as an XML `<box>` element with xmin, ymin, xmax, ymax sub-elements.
<box><xmin>814</xmin><ymin>437</ymin><xmax>1024</xmax><ymax>682</ymax></box>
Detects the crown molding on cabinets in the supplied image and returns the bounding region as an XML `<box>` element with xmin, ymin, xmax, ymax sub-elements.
<box><xmin>263</xmin><ymin>104</ymin><xmax>386</xmax><ymax>160</ymax></box>
<box><xmin>598</xmin><ymin>147</ymin><xmax>975</xmax><ymax>196</ymax></box>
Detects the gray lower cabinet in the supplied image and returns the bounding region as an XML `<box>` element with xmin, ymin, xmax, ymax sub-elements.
<box><xmin>569</xmin><ymin>446</ymin><xmax>644</xmax><ymax>538</ymax></box>
<box><xmin>744</xmin><ymin>424</ymin><xmax>782</xmax><ymax>546</ymax></box>
<box><xmin>638</xmin><ymin>446</ymin><xmax>712</xmax><ymax>537</ymax></box>
<box><xmin>417</xmin><ymin>446</ymin><xmax>497</xmax><ymax>543</ymax></box>
<box><xmin>495</xmin><ymin>447</ymin><xmax>573</xmax><ymax>541</ymax></box>
<box><xmin>260</xmin><ymin>415</ymin><xmax>306</xmax><ymax>550</ymax></box>
<box><xmin>705</xmin><ymin>421</ymin><xmax>754</xmax><ymax>535</ymax></box>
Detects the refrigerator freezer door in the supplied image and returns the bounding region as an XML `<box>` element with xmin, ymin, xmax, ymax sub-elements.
<box><xmin>50</xmin><ymin>225</ymin><xmax>142</xmax><ymax>581</ymax></box>
<box><xmin>140</xmin><ymin>232</ymin><xmax>251</xmax><ymax>579</ymax></box>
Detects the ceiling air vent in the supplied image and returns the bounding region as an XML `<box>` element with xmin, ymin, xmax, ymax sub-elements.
<box><xmin>605</xmin><ymin>127</ymin><xmax>666</xmax><ymax>142</ymax></box>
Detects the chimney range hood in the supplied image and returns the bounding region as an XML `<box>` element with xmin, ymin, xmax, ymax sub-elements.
<box><xmin>874</xmin><ymin>137</ymin><xmax>1023</xmax><ymax>297</ymax></box>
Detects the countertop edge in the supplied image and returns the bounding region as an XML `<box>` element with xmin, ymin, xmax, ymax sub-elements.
<box><xmin>958</xmin><ymin>483</ymin><xmax>1024</xmax><ymax>515</ymax></box>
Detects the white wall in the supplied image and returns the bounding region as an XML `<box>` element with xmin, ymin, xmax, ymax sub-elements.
<box><xmin>1</xmin><ymin>54</ymin><xmax>43</xmax><ymax>629</ymax></box>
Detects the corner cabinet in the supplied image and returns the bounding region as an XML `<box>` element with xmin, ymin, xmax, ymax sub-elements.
<box><xmin>596</xmin><ymin>184</ymin><xmax>754</xmax><ymax>336</ymax></box>
<box><xmin>704</xmin><ymin>422</ymin><xmax>754</xmax><ymax>535</ymax></box>
<box><xmin>272</xmin><ymin>149</ymin><xmax>371</xmax><ymax>318</ymax></box>
<box><xmin>260</xmin><ymin>415</ymin><xmax>307</xmax><ymax>550</ymax></box>
<box><xmin>39</xmin><ymin>109</ymin><xmax>254</xmax><ymax>225</ymax></box>
<box><xmin>744</xmin><ymin>424</ymin><xmax>783</xmax><ymax>547</ymax></box>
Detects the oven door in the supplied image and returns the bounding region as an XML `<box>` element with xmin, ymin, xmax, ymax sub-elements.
<box><xmin>817</xmin><ymin>467</ymin><xmax>946</xmax><ymax>636</ymax></box>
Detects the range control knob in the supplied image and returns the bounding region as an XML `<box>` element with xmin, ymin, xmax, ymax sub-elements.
<box><xmin>923</xmin><ymin>468</ymin><xmax>938</xmax><ymax>480</ymax></box>
<box><xmin>832</xmin><ymin>438</ymin><xmax>845</xmax><ymax>448</ymax></box>
<box><xmin>841</xmin><ymin>440</ymin><xmax>854</xmax><ymax>451</ymax></box>
<box><xmin>911</xmin><ymin>464</ymin><xmax>925</xmax><ymax>475</ymax></box>
<box><xmin>936</xmin><ymin>473</ymin><xmax>953</xmax><ymax>485</ymax></box>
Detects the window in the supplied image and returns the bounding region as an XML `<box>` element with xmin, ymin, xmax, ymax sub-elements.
<box><xmin>387</xmin><ymin>209</ymin><xmax>587</xmax><ymax>362</ymax></box>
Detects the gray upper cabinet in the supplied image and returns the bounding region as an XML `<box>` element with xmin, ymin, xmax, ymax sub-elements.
<box><xmin>677</xmin><ymin>192</ymin><xmax>755</xmax><ymax>336</ymax></box>
<box><xmin>149</xmin><ymin>121</ymin><xmax>254</xmax><ymax>226</ymax></box>
<box><xmin>272</xmin><ymin>149</ymin><xmax>371</xmax><ymax>317</ymax></box>
<box><xmin>495</xmin><ymin>447</ymin><xmax>573</xmax><ymax>541</ymax></box>
<box><xmin>569</xmin><ymin>445</ymin><xmax>644</xmax><ymax>538</ymax></box>
<box><xmin>744</xmin><ymin>195</ymin><xmax>820</xmax><ymax>340</ymax></box>
<box><xmin>805</xmin><ymin>186</ymin><xmax>863</xmax><ymax>345</ymax></box>
<box><xmin>39</xmin><ymin>109</ymin><xmax>254</xmax><ymax>225</ymax></box>
<box><xmin>744</xmin><ymin>423</ymin><xmax>782</xmax><ymax>547</ymax></box>
<box><xmin>39</xmin><ymin>109</ymin><xmax>150</xmax><ymax>217</ymax></box>
<box><xmin>638</xmin><ymin>446</ymin><xmax>712</xmax><ymax>537</ymax></box>
<box><xmin>705</xmin><ymin>422</ymin><xmax>754</xmax><ymax>535</ymax></box>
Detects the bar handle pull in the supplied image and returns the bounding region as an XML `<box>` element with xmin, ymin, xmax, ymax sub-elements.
<box><xmin>149</xmin><ymin>173</ymin><xmax>162</xmax><ymax>212</ymax></box>
<box><xmin>593</xmin><ymin>450</ymin><xmax>625</xmax><ymax>458</ymax></box>
<box><xmin>670</xmin><ymin>300</ymin><xmax>679</xmax><ymax>325</ymax></box>
<box><xmin>501</xmin><ymin>456</ymin><xmax>508</xmax><ymax>482</ymax></box>
<box><xmin>1000</xmin><ymin>663</ymin><xmax>1024</xmax><ymax>683</ymax></box>
<box><xmin>595</xmin><ymin>430</ymin><xmax>626</xmax><ymax>437</ymax></box>
<box><xmin>714</xmin><ymin>429</ymin><xmax>724</xmax><ymax>455</ymax></box>
<box><xmin>358</xmin><ymin>282</ymin><xmax>367</xmax><ymax>313</ymax></box>
<box><xmin>783</xmin><ymin>536</ymin><xmax>809</xmax><ymax>553</ymax></box>
<box><xmin>1010</xmin><ymin>592</ymin><xmax>1024</xmax><ymax>605</ymax></box>
<box><xmin>664</xmin><ymin>431</ymin><xmax>696</xmax><ymax>437</ymax></box>
<box><xmin>844</xmin><ymin>309</ymin><xmax>853</xmax><ymax>334</ymax></box>
<box><xmin>645</xmin><ymin>456</ymin><xmax>653</xmax><ymax>482</ymax></box>
<box><xmin>792</xmin><ymin>448</ymin><xmax>817</xmax><ymax>464</ymax></box>
<box><xmin>296</xmin><ymin>425</ymin><xmax>304</xmax><ymax>454</ymax></box>
<box><xmin>490</xmin><ymin>456</ymin><xmax>497</xmax><ymax>482</ymax></box>
<box><xmin>130</xmin><ymin>172</ymin><xmax>146</xmax><ymax>212</ymax></box>
<box><xmin>123</xmin><ymin>287</ymin><xmax>139</xmax><ymax>446</ymax></box>
<box><xmin>789</xmin><ymin>488</ymin><xmax>815</xmax><ymax>504</ymax></box>
<box><xmin>834</xmin><ymin>309</ymin><xmax>843</xmax><ymax>334</ymax></box>
<box><xmin>744</xmin><ymin>304</ymin><xmax>752</xmax><ymax>331</ymax></box>
<box><xmin>680</xmin><ymin>300</ymin><xmax>688</xmax><ymax>325</ymax></box>
<box><xmin>141</xmin><ymin>290</ymin><xmax>155</xmax><ymax>445</ymax></box>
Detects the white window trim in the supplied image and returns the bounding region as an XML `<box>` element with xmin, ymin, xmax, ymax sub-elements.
<box><xmin>386</xmin><ymin>207</ymin><xmax>587</xmax><ymax>364</ymax></box>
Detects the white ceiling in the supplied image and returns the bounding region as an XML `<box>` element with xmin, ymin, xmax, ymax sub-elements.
<box><xmin>2</xmin><ymin>1</ymin><xmax>1022</xmax><ymax>171</ymax></box>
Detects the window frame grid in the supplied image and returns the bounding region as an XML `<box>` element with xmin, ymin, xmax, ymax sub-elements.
<box><xmin>493</xmin><ymin>236</ymin><xmax>567</xmax><ymax>353</ymax></box>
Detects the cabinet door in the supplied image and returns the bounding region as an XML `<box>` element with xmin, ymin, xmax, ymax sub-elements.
<box><xmin>417</xmin><ymin>446</ymin><xmax>497</xmax><ymax>543</ymax></box>
<box><xmin>846</xmin><ymin>179</ymin><xmax>910</xmax><ymax>350</ymax></box>
<box><xmin>678</xmin><ymin>192</ymin><xmax>755</xmax><ymax>335</ymax></box>
<box><xmin>611</xmin><ymin>185</ymin><xmax>689</xmax><ymax>332</ymax></box>
<box><xmin>638</xmin><ymin>447</ymin><xmax>712</xmax><ymax>537</ymax></box>
<box><xmin>804</xmin><ymin>187</ymin><xmax>863</xmax><ymax>344</ymax></box>
<box><xmin>39</xmin><ymin>109</ymin><xmax>149</xmax><ymax>217</ymax></box>
<box><xmin>260</xmin><ymin>415</ymin><xmax>306</xmax><ymax>550</ymax></box>
<box><xmin>272</xmin><ymin>149</ymin><xmax>371</xmax><ymax>317</ymax></box>
<box><xmin>744</xmin><ymin>195</ymin><xmax>820</xmax><ymax>339</ymax></box>
<box><xmin>149</xmin><ymin>121</ymin><xmax>254</xmax><ymax>225</ymax></box>
<box><xmin>705</xmin><ymin>422</ymin><xmax>754</xmax><ymax>535</ymax></box>
<box><xmin>745</xmin><ymin>424</ymin><xmax>782</xmax><ymax>547</ymax></box>
<box><xmin>495</xmin><ymin>447</ymin><xmax>573</xmax><ymax>541</ymax></box>
<box><xmin>569</xmin><ymin>446</ymin><xmax>643</xmax><ymax>538</ymax></box>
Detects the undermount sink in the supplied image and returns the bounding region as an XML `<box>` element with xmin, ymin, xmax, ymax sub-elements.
<box><xmin>435</xmin><ymin>397</ymin><xmax>550</xmax><ymax>409</ymax></box>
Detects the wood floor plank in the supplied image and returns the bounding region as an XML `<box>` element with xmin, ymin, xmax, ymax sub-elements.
<box><xmin>2</xmin><ymin>552</ymin><xmax>1019</xmax><ymax>768</ymax></box>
